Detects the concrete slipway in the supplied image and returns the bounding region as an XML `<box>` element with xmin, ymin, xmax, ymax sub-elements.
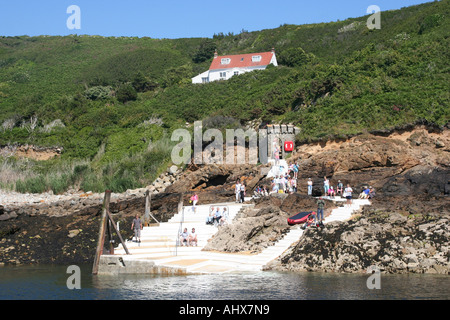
<box><xmin>97</xmin><ymin>197</ymin><xmax>371</xmax><ymax>275</ymax></box>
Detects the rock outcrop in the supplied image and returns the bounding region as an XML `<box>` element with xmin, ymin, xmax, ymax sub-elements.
<box><xmin>267</xmin><ymin>202</ymin><xmax>449</xmax><ymax>274</ymax></box>
<box><xmin>203</xmin><ymin>194</ymin><xmax>336</xmax><ymax>254</ymax></box>
<box><xmin>203</xmin><ymin>204</ymin><xmax>290</xmax><ymax>254</ymax></box>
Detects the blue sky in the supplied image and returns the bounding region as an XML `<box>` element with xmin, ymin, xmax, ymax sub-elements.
<box><xmin>0</xmin><ymin>0</ymin><xmax>434</xmax><ymax>39</ymax></box>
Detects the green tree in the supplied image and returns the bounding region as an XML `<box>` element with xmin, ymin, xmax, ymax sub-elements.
<box><xmin>116</xmin><ymin>83</ymin><xmax>137</xmax><ymax>103</ymax></box>
<box><xmin>132</xmin><ymin>71</ymin><xmax>158</xmax><ymax>92</ymax></box>
<box><xmin>278</xmin><ymin>47</ymin><xmax>315</xmax><ymax>68</ymax></box>
<box><xmin>161</xmin><ymin>65</ymin><xmax>193</xmax><ymax>88</ymax></box>
<box><xmin>192</xmin><ymin>39</ymin><xmax>216</xmax><ymax>63</ymax></box>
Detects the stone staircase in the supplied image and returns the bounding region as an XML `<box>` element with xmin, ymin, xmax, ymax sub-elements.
<box><xmin>104</xmin><ymin>197</ymin><xmax>371</xmax><ymax>274</ymax></box>
<box><xmin>324</xmin><ymin>197</ymin><xmax>371</xmax><ymax>223</ymax></box>
<box><xmin>113</xmin><ymin>203</ymin><xmax>247</xmax><ymax>265</ymax></box>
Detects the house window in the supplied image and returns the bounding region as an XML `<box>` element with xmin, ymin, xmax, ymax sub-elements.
<box><xmin>234</xmin><ymin>71</ymin><xmax>239</xmax><ymax>76</ymax></box>
<box><xmin>221</xmin><ymin>58</ymin><xmax>231</xmax><ymax>65</ymax></box>
<box><xmin>252</xmin><ymin>55</ymin><xmax>262</xmax><ymax>62</ymax></box>
<box><xmin>220</xmin><ymin>72</ymin><xmax>227</xmax><ymax>79</ymax></box>
<box><xmin>202</xmin><ymin>77</ymin><xmax>209</xmax><ymax>83</ymax></box>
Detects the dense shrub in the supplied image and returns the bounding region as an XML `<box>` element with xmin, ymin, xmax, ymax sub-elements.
<box><xmin>116</xmin><ymin>83</ymin><xmax>137</xmax><ymax>103</ymax></box>
<box><xmin>132</xmin><ymin>71</ymin><xmax>158</xmax><ymax>92</ymax></box>
<box><xmin>278</xmin><ymin>47</ymin><xmax>315</xmax><ymax>68</ymax></box>
<box><xmin>192</xmin><ymin>39</ymin><xmax>216</xmax><ymax>63</ymax></box>
<box><xmin>84</xmin><ymin>86</ymin><xmax>113</xmax><ymax>100</ymax></box>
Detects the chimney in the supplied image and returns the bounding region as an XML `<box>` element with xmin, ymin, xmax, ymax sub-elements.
<box><xmin>271</xmin><ymin>47</ymin><xmax>275</xmax><ymax>53</ymax></box>
<box><xmin>214</xmin><ymin>49</ymin><xmax>218</xmax><ymax>59</ymax></box>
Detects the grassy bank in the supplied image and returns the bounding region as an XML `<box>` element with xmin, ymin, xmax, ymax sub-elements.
<box><xmin>0</xmin><ymin>134</ymin><xmax>175</xmax><ymax>194</ymax></box>
<box><xmin>0</xmin><ymin>0</ymin><xmax>449</xmax><ymax>193</ymax></box>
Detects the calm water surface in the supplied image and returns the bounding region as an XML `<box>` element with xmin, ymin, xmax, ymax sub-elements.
<box><xmin>0</xmin><ymin>264</ymin><xmax>448</xmax><ymax>300</ymax></box>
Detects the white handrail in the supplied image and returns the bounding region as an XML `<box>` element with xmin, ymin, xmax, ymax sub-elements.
<box><xmin>175</xmin><ymin>206</ymin><xmax>185</xmax><ymax>256</ymax></box>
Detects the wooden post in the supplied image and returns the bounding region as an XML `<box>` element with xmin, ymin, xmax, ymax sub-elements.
<box><xmin>92</xmin><ymin>190</ymin><xmax>111</xmax><ymax>275</ymax></box>
<box><xmin>107</xmin><ymin>219</ymin><xmax>114</xmax><ymax>255</ymax></box>
<box><xmin>144</xmin><ymin>190</ymin><xmax>160</xmax><ymax>225</ymax></box>
<box><xmin>105</xmin><ymin>209</ymin><xmax>129</xmax><ymax>255</ymax></box>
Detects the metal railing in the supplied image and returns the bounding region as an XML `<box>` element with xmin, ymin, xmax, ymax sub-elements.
<box><xmin>175</xmin><ymin>206</ymin><xmax>185</xmax><ymax>256</ymax></box>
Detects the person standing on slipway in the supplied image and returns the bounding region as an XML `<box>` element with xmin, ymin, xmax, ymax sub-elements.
<box><xmin>316</xmin><ymin>197</ymin><xmax>325</xmax><ymax>226</ymax></box>
<box><xmin>307</xmin><ymin>178</ymin><xmax>313</xmax><ymax>196</ymax></box>
<box><xmin>235</xmin><ymin>179</ymin><xmax>241</xmax><ymax>203</ymax></box>
<box><xmin>190</xmin><ymin>193</ymin><xmax>198</xmax><ymax>213</ymax></box>
<box><xmin>131</xmin><ymin>214</ymin><xmax>142</xmax><ymax>243</ymax></box>
<box><xmin>240</xmin><ymin>183</ymin><xmax>246</xmax><ymax>203</ymax></box>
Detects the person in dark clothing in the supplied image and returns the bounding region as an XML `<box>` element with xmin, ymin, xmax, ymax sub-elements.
<box><xmin>131</xmin><ymin>214</ymin><xmax>142</xmax><ymax>242</ymax></box>
<box><xmin>316</xmin><ymin>197</ymin><xmax>325</xmax><ymax>226</ymax></box>
<box><xmin>240</xmin><ymin>183</ymin><xmax>246</xmax><ymax>203</ymax></box>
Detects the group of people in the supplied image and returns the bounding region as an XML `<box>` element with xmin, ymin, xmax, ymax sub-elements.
<box><xmin>301</xmin><ymin>197</ymin><xmax>326</xmax><ymax>230</ymax></box>
<box><xmin>179</xmin><ymin>227</ymin><xmax>198</xmax><ymax>247</ymax></box>
<box><xmin>131</xmin><ymin>213</ymin><xmax>199</xmax><ymax>246</ymax></box>
<box><xmin>271</xmin><ymin>174</ymin><xmax>297</xmax><ymax>194</ymax></box>
<box><xmin>206</xmin><ymin>206</ymin><xmax>229</xmax><ymax>227</ymax></box>
<box><xmin>321</xmin><ymin>176</ymin><xmax>356</xmax><ymax>207</ymax></box>
<box><xmin>253</xmin><ymin>185</ymin><xmax>269</xmax><ymax>198</ymax></box>
<box><xmin>358</xmin><ymin>186</ymin><xmax>376</xmax><ymax>199</ymax></box>
<box><xmin>321</xmin><ymin>177</ymin><xmax>346</xmax><ymax>198</ymax></box>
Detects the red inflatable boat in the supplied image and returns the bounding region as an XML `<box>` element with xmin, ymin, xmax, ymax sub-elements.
<box><xmin>287</xmin><ymin>211</ymin><xmax>316</xmax><ymax>225</ymax></box>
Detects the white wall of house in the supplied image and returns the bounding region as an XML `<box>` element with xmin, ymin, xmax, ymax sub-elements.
<box><xmin>270</xmin><ymin>54</ymin><xmax>278</xmax><ymax>67</ymax></box>
<box><xmin>192</xmin><ymin>70</ymin><xmax>211</xmax><ymax>84</ymax></box>
<box><xmin>207</xmin><ymin>66</ymin><xmax>267</xmax><ymax>82</ymax></box>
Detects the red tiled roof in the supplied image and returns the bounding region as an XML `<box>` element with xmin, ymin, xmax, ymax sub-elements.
<box><xmin>209</xmin><ymin>51</ymin><xmax>274</xmax><ymax>70</ymax></box>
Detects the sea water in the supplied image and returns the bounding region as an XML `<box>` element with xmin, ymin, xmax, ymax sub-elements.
<box><xmin>0</xmin><ymin>264</ymin><xmax>448</xmax><ymax>300</ymax></box>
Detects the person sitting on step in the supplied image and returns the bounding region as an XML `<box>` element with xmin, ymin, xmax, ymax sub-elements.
<box><xmin>213</xmin><ymin>207</ymin><xmax>222</xmax><ymax>226</ymax></box>
<box><xmin>179</xmin><ymin>228</ymin><xmax>189</xmax><ymax>246</ymax></box>
<box><xmin>206</xmin><ymin>206</ymin><xmax>215</xmax><ymax>225</ymax></box>
<box><xmin>328</xmin><ymin>185</ymin><xmax>336</xmax><ymax>198</ymax></box>
<box><xmin>188</xmin><ymin>228</ymin><xmax>198</xmax><ymax>246</ymax></box>
<box><xmin>219</xmin><ymin>208</ymin><xmax>229</xmax><ymax>226</ymax></box>
<box><xmin>336</xmin><ymin>180</ymin><xmax>344</xmax><ymax>196</ymax></box>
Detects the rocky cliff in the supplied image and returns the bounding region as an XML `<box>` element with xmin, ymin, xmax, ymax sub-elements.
<box><xmin>203</xmin><ymin>194</ymin><xmax>336</xmax><ymax>254</ymax></box>
<box><xmin>0</xmin><ymin>125</ymin><xmax>448</xmax><ymax>273</ymax></box>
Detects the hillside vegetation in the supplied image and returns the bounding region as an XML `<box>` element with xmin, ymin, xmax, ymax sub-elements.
<box><xmin>0</xmin><ymin>0</ymin><xmax>449</xmax><ymax>194</ymax></box>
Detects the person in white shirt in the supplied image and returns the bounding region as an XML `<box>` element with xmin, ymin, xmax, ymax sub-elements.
<box><xmin>307</xmin><ymin>178</ymin><xmax>313</xmax><ymax>195</ymax></box>
<box><xmin>323</xmin><ymin>176</ymin><xmax>330</xmax><ymax>195</ymax></box>
<box><xmin>271</xmin><ymin>178</ymin><xmax>279</xmax><ymax>193</ymax></box>
<box><xmin>206</xmin><ymin>206</ymin><xmax>215</xmax><ymax>225</ymax></box>
<box><xmin>344</xmin><ymin>184</ymin><xmax>353</xmax><ymax>207</ymax></box>
<box><xmin>291</xmin><ymin>178</ymin><xmax>297</xmax><ymax>193</ymax></box>
<box><xmin>188</xmin><ymin>228</ymin><xmax>198</xmax><ymax>246</ymax></box>
<box><xmin>235</xmin><ymin>180</ymin><xmax>241</xmax><ymax>203</ymax></box>
<box><xmin>240</xmin><ymin>183</ymin><xmax>246</xmax><ymax>203</ymax></box>
<box><xmin>219</xmin><ymin>208</ymin><xmax>229</xmax><ymax>226</ymax></box>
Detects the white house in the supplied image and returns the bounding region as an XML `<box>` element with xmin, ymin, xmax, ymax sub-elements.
<box><xmin>192</xmin><ymin>48</ymin><xmax>278</xmax><ymax>84</ymax></box>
